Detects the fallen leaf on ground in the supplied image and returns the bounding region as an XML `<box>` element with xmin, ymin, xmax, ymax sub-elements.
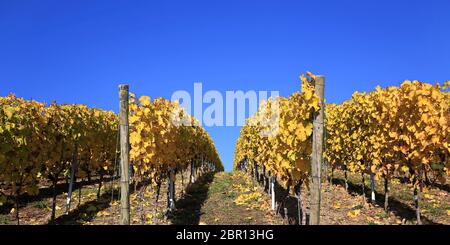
<box><xmin>423</xmin><ymin>194</ymin><xmax>433</xmax><ymax>200</ymax></box>
<box><xmin>347</xmin><ymin>210</ymin><xmax>361</xmax><ymax>218</ymax></box>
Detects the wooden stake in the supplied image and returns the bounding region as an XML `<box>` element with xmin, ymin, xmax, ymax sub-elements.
<box><xmin>119</xmin><ymin>84</ymin><xmax>130</xmax><ymax>225</ymax></box>
<box><xmin>66</xmin><ymin>146</ymin><xmax>78</xmax><ymax>214</ymax></box>
<box><xmin>191</xmin><ymin>161</ymin><xmax>196</xmax><ymax>183</ymax></box>
<box><xmin>295</xmin><ymin>182</ymin><xmax>304</xmax><ymax>225</ymax></box>
<box><xmin>271</xmin><ymin>176</ymin><xmax>276</xmax><ymax>211</ymax></box>
<box><xmin>344</xmin><ymin>166</ymin><xmax>348</xmax><ymax>191</ymax></box>
<box><xmin>361</xmin><ymin>173</ymin><xmax>366</xmax><ymax>204</ymax></box>
<box><xmin>310</xmin><ymin>75</ymin><xmax>324</xmax><ymax>225</ymax></box>
<box><xmin>167</xmin><ymin>169</ymin><xmax>176</xmax><ymax>213</ymax></box>
<box><xmin>370</xmin><ymin>171</ymin><xmax>376</xmax><ymax>203</ymax></box>
<box><xmin>415</xmin><ymin>171</ymin><xmax>423</xmax><ymax>225</ymax></box>
<box><xmin>384</xmin><ymin>176</ymin><xmax>389</xmax><ymax>211</ymax></box>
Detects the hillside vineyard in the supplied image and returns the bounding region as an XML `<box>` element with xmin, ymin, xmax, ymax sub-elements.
<box><xmin>234</xmin><ymin>73</ymin><xmax>449</xmax><ymax>225</ymax></box>
<box><xmin>0</xmin><ymin>94</ymin><xmax>223</xmax><ymax>224</ymax></box>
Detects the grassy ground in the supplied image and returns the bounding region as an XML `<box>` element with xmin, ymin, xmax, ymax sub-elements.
<box><xmin>1</xmin><ymin>170</ymin><xmax>448</xmax><ymax>225</ymax></box>
<box><xmin>0</xmin><ymin>171</ymin><xmax>284</xmax><ymax>225</ymax></box>
<box><xmin>195</xmin><ymin>172</ymin><xmax>283</xmax><ymax>225</ymax></box>
<box><xmin>214</xmin><ymin>170</ymin><xmax>450</xmax><ymax>225</ymax></box>
<box><xmin>0</xmin><ymin>173</ymin><xmax>190</xmax><ymax>225</ymax></box>
<box><xmin>0</xmin><ymin>178</ymin><xmax>110</xmax><ymax>225</ymax></box>
<box><xmin>330</xmin><ymin>170</ymin><xmax>450</xmax><ymax>224</ymax></box>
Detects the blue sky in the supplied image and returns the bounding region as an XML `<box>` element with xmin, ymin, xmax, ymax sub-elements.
<box><xmin>1</xmin><ymin>0</ymin><xmax>449</xmax><ymax>171</ymax></box>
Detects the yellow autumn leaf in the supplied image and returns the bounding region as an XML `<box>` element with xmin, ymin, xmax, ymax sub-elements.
<box><xmin>400</xmin><ymin>166</ymin><xmax>409</xmax><ymax>173</ymax></box>
<box><xmin>332</xmin><ymin>202</ymin><xmax>341</xmax><ymax>209</ymax></box>
<box><xmin>423</xmin><ymin>194</ymin><xmax>433</xmax><ymax>200</ymax></box>
<box><xmin>347</xmin><ymin>209</ymin><xmax>361</xmax><ymax>218</ymax></box>
<box><xmin>139</xmin><ymin>96</ymin><xmax>151</xmax><ymax>106</ymax></box>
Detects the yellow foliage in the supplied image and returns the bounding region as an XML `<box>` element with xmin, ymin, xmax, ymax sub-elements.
<box><xmin>347</xmin><ymin>209</ymin><xmax>361</xmax><ymax>218</ymax></box>
<box><xmin>234</xmin><ymin>192</ymin><xmax>263</xmax><ymax>206</ymax></box>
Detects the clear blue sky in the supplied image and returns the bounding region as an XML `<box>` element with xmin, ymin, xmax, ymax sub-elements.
<box><xmin>1</xmin><ymin>0</ymin><xmax>449</xmax><ymax>171</ymax></box>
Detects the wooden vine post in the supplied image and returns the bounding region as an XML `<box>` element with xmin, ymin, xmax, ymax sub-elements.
<box><xmin>119</xmin><ymin>84</ymin><xmax>130</xmax><ymax>225</ymax></box>
<box><xmin>167</xmin><ymin>168</ymin><xmax>176</xmax><ymax>213</ymax></box>
<box><xmin>271</xmin><ymin>176</ymin><xmax>276</xmax><ymax>211</ymax></box>
<box><xmin>66</xmin><ymin>145</ymin><xmax>78</xmax><ymax>214</ymax></box>
<box><xmin>309</xmin><ymin>75</ymin><xmax>325</xmax><ymax>225</ymax></box>
<box><xmin>370</xmin><ymin>171</ymin><xmax>376</xmax><ymax>203</ymax></box>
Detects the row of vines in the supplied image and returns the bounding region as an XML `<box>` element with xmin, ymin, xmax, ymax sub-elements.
<box><xmin>0</xmin><ymin>94</ymin><xmax>117</xmax><ymax>224</ymax></box>
<box><xmin>128</xmin><ymin>93</ymin><xmax>223</xmax><ymax>221</ymax></box>
<box><xmin>234</xmin><ymin>72</ymin><xmax>449</xmax><ymax>224</ymax></box>
<box><xmin>325</xmin><ymin>80</ymin><xmax>449</xmax><ymax>224</ymax></box>
<box><xmin>234</xmin><ymin>72</ymin><xmax>320</xmax><ymax>224</ymax></box>
<box><xmin>0</xmin><ymin>92</ymin><xmax>223</xmax><ymax>224</ymax></box>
